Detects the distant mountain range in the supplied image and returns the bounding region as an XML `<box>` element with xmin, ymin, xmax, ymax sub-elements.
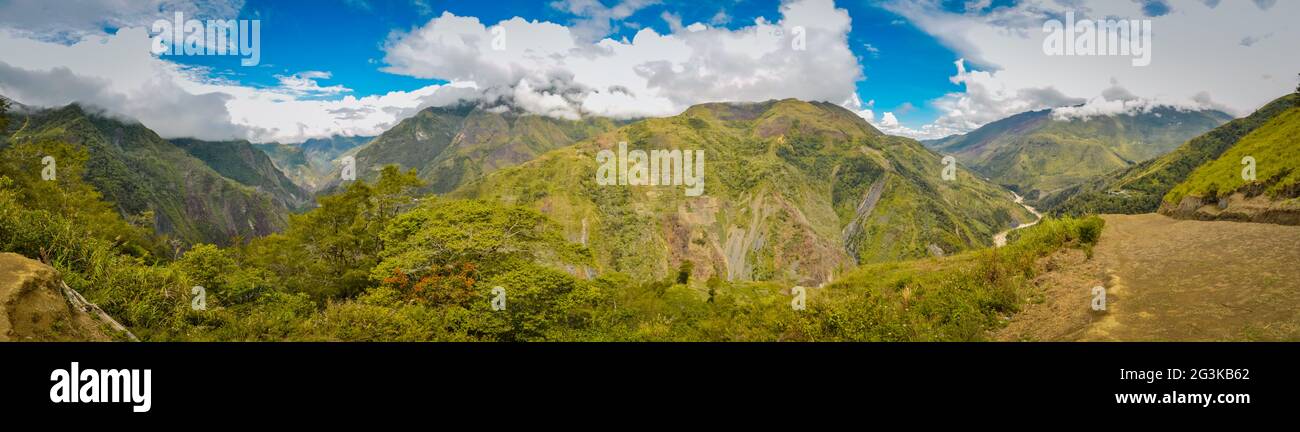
<box><xmin>254</xmin><ymin>135</ymin><xmax>371</xmax><ymax>192</ymax></box>
<box><xmin>925</xmin><ymin>107</ymin><xmax>1231</xmax><ymax>203</ymax></box>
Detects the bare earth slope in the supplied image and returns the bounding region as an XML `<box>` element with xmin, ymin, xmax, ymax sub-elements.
<box><xmin>0</xmin><ymin>253</ymin><xmax>130</xmax><ymax>341</ymax></box>
<box><xmin>999</xmin><ymin>214</ymin><xmax>1300</xmax><ymax>341</ymax></box>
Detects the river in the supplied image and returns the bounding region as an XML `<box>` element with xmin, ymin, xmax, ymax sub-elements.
<box><xmin>993</xmin><ymin>191</ymin><xmax>1043</xmax><ymax>247</ymax></box>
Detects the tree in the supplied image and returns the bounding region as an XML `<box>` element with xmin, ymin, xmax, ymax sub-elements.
<box><xmin>0</xmin><ymin>97</ymin><xmax>9</xmax><ymax>131</ymax></box>
<box><xmin>246</xmin><ymin>165</ymin><xmax>423</xmax><ymax>300</ymax></box>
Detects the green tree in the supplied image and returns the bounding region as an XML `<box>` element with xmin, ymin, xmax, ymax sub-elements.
<box><xmin>0</xmin><ymin>138</ymin><xmax>155</xmax><ymax>256</ymax></box>
<box><xmin>247</xmin><ymin>165</ymin><xmax>423</xmax><ymax>300</ymax></box>
<box><xmin>372</xmin><ymin>198</ymin><xmax>588</xmax><ymax>291</ymax></box>
<box><xmin>176</xmin><ymin>244</ymin><xmax>268</xmax><ymax>305</ymax></box>
<box><xmin>0</xmin><ymin>97</ymin><xmax>9</xmax><ymax>131</ymax></box>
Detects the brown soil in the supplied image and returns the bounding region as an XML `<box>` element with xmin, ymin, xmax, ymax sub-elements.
<box><xmin>0</xmin><ymin>253</ymin><xmax>124</xmax><ymax>341</ymax></box>
<box><xmin>997</xmin><ymin>214</ymin><xmax>1300</xmax><ymax>341</ymax></box>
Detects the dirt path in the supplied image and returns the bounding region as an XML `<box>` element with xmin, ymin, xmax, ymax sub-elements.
<box><xmin>997</xmin><ymin>214</ymin><xmax>1300</xmax><ymax>341</ymax></box>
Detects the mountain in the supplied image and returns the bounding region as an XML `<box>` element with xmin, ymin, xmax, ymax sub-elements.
<box><xmin>326</xmin><ymin>104</ymin><xmax>620</xmax><ymax>194</ymax></box>
<box><xmin>453</xmin><ymin>99</ymin><xmax>1034</xmax><ymax>286</ymax></box>
<box><xmin>0</xmin><ymin>103</ymin><xmax>288</xmax><ymax>245</ymax></box>
<box><xmin>1048</xmin><ymin>94</ymin><xmax>1299</xmax><ymax>216</ymax></box>
<box><xmin>1160</xmin><ymin>96</ymin><xmax>1300</xmax><ymax>224</ymax></box>
<box><xmin>925</xmin><ymin>107</ymin><xmax>1231</xmax><ymax>203</ymax></box>
<box><xmin>171</xmin><ymin>138</ymin><xmax>312</xmax><ymax>211</ymax></box>
<box><xmin>255</xmin><ymin>135</ymin><xmax>371</xmax><ymax>192</ymax></box>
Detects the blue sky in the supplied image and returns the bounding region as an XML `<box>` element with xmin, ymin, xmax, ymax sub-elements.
<box><xmin>156</xmin><ymin>0</ymin><xmax>971</xmax><ymax>130</ymax></box>
<box><xmin>3</xmin><ymin>0</ymin><xmax>1297</xmax><ymax>143</ymax></box>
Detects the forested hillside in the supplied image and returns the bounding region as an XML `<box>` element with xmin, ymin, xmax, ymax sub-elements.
<box><xmin>0</xmin><ymin>102</ymin><xmax>289</xmax><ymax>247</ymax></box>
<box><xmin>1048</xmin><ymin>94</ymin><xmax>1300</xmax><ymax>216</ymax></box>
<box><xmin>456</xmin><ymin>99</ymin><xmax>1033</xmax><ymax>286</ymax></box>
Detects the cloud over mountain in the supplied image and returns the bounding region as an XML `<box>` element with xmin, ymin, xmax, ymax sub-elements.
<box><xmin>380</xmin><ymin>0</ymin><xmax>863</xmax><ymax>120</ymax></box>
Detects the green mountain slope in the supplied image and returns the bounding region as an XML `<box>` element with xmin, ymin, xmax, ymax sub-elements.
<box><xmin>255</xmin><ymin>135</ymin><xmax>371</xmax><ymax>192</ymax></box>
<box><xmin>1048</xmin><ymin>94</ymin><xmax>1300</xmax><ymax>216</ymax></box>
<box><xmin>172</xmin><ymin>138</ymin><xmax>311</xmax><ymax>211</ymax></box>
<box><xmin>1160</xmin><ymin>101</ymin><xmax>1300</xmax><ymax>223</ymax></box>
<box><xmin>454</xmin><ymin>99</ymin><xmax>1033</xmax><ymax>286</ymax></box>
<box><xmin>927</xmin><ymin>107</ymin><xmax>1230</xmax><ymax>203</ymax></box>
<box><xmin>325</xmin><ymin>105</ymin><xmax>619</xmax><ymax>194</ymax></box>
<box><xmin>0</xmin><ymin>103</ymin><xmax>288</xmax><ymax>246</ymax></box>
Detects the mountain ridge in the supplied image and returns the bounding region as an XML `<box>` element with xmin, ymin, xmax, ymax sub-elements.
<box><xmin>454</xmin><ymin>98</ymin><xmax>1033</xmax><ymax>285</ymax></box>
<box><xmin>926</xmin><ymin>106</ymin><xmax>1231</xmax><ymax>203</ymax></box>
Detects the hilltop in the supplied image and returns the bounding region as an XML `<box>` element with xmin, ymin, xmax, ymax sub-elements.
<box><xmin>322</xmin><ymin>104</ymin><xmax>620</xmax><ymax>194</ymax></box>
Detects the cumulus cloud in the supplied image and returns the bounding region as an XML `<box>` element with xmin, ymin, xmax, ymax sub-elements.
<box><xmin>274</xmin><ymin>71</ymin><xmax>352</xmax><ymax>98</ymax></box>
<box><xmin>0</xmin><ymin>0</ymin><xmax>245</xmax><ymax>42</ymax></box>
<box><xmin>0</xmin><ymin>0</ymin><xmax>865</xmax><ymax>143</ymax></box>
<box><xmin>0</xmin><ymin>28</ymin><xmax>247</xmax><ymax>140</ymax></box>
<box><xmin>381</xmin><ymin>0</ymin><xmax>863</xmax><ymax>120</ymax></box>
<box><xmin>881</xmin><ymin>0</ymin><xmax>1300</xmax><ymax>139</ymax></box>
<box><xmin>0</xmin><ymin>27</ymin><xmax>454</xmax><ymax>143</ymax></box>
<box><xmin>549</xmin><ymin>0</ymin><xmax>662</xmax><ymax>42</ymax></box>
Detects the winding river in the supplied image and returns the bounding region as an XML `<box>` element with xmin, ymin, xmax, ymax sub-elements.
<box><xmin>993</xmin><ymin>191</ymin><xmax>1043</xmax><ymax>247</ymax></box>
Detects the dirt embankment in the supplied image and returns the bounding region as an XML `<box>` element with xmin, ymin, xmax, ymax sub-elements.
<box><xmin>1160</xmin><ymin>193</ymin><xmax>1300</xmax><ymax>226</ymax></box>
<box><xmin>997</xmin><ymin>214</ymin><xmax>1300</xmax><ymax>341</ymax></box>
<box><xmin>0</xmin><ymin>253</ymin><xmax>133</xmax><ymax>342</ymax></box>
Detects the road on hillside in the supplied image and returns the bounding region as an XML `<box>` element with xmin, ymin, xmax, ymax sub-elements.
<box><xmin>999</xmin><ymin>213</ymin><xmax>1300</xmax><ymax>341</ymax></box>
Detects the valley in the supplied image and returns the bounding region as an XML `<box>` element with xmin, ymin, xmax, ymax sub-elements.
<box><xmin>993</xmin><ymin>191</ymin><xmax>1043</xmax><ymax>247</ymax></box>
<box><xmin>1</xmin><ymin>88</ymin><xmax>1297</xmax><ymax>343</ymax></box>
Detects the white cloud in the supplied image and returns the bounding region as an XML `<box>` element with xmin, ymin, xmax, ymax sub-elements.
<box><xmin>274</xmin><ymin>71</ymin><xmax>352</xmax><ymax>98</ymax></box>
<box><xmin>382</xmin><ymin>0</ymin><xmax>864</xmax><ymax>120</ymax></box>
<box><xmin>549</xmin><ymin>0</ymin><xmax>662</xmax><ymax>42</ymax></box>
<box><xmin>0</xmin><ymin>27</ymin><xmax>455</xmax><ymax>143</ymax></box>
<box><xmin>882</xmin><ymin>0</ymin><xmax>1300</xmax><ymax>138</ymax></box>
<box><xmin>0</xmin><ymin>0</ymin><xmax>245</xmax><ymax>42</ymax></box>
<box><xmin>0</xmin><ymin>0</ymin><xmax>865</xmax><ymax>143</ymax></box>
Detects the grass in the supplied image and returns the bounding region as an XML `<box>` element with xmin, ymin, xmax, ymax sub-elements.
<box><xmin>1164</xmin><ymin>106</ymin><xmax>1300</xmax><ymax>204</ymax></box>
<box><xmin>792</xmin><ymin>216</ymin><xmax>1106</xmax><ymax>341</ymax></box>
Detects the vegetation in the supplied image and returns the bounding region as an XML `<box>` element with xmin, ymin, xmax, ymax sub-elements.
<box><xmin>1163</xmin><ymin>105</ymin><xmax>1300</xmax><ymax>206</ymax></box>
<box><xmin>326</xmin><ymin>104</ymin><xmax>620</xmax><ymax>195</ymax></box>
<box><xmin>1048</xmin><ymin>94</ymin><xmax>1300</xmax><ymax>216</ymax></box>
<box><xmin>255</xmin><ymin>134</ymin><xmax>371</xmax><ymax>192</ymax></box>
<box><xmin>926</xmin><ymin>107</ymin><xmax>1230</xmax><ymax>203</ymax></box>
<box><xmin>0</xmin><ymin>148</ymin><xmax>1105</xmax><ymax>341</ymax></box>
<box><xmin>0</xmin><ymin>97</ymin><xmax>1108</xmax><ymax>342</ymax></box>
<box><xmin>172</xmin><ymin>138</ymin><xmax>312</xmax><ymax>210</ymax></box>
<box><xmin>1</xmin><ymin>103</ymin><xmax>290</xmax><ymax>246</ymax></box>
<box><xmin>456</xmin><ymin>99</ymin><xmax>1033</xmax><ymax>286</ymax></box>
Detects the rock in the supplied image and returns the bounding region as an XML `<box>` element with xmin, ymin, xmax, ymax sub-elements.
<box><xmin>0</xmin><ymin>253</ymin><xmax>133</xmax><ymax>341</ymax></box>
